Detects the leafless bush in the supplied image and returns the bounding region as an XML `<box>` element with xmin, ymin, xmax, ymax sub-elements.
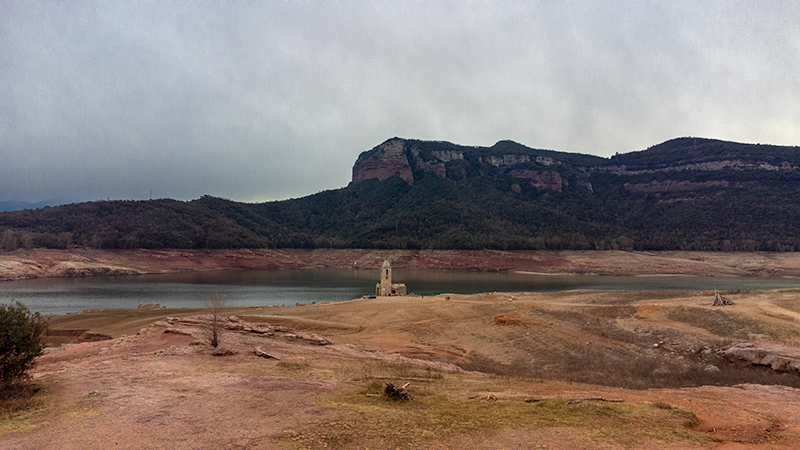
<box><xmin>203</xmin><ymin>291</ymin><xmax>228</xmax><ymax>348</ymax></box>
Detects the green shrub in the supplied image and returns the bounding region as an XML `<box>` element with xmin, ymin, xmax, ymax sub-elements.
<box><xmin>0</xmin><ymin>301</ymin><xmax>48</xmax><ymax>389</ymax></box>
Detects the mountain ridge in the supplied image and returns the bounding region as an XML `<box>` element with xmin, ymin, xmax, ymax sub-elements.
<box><xmin>1</xmin><ymin>136</ymin><xmax>799</xmax><ymax>252</ymax></box>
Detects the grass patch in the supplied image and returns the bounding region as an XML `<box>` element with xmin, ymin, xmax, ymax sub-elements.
<box><xmin>775</xmin><ymin>297</ymin><xmax>800</xmax><ymax>314</ymax></box>
<box><xmin>668</xmin><ymin>306</ymin><xmax>800</xmax><ymax>343</ymax></box>
<box><xmin>473</xmin><ymin>348</ymin><xmax>800</xmax><ymax>390</ymax></box>
<box><xmin>0</xmin><ymin>382</ymin><xmax>52</xmax><ymax>435</ymax></box>
<box><xmin>536</xmin><ymin>307</ymin><xmax>684</xmax><ymax>349</ymax></box>
<box><xmin>462</xmin><ymin>331</ymin><xmax>800</xmax><ymax>390</ymax></box>
<box><xmin>67</xmin><ymin>390</ymin><xmax>103</xmax><ymax>419</ymax></box>
<box><xmin>356</xmin><ymin>359</ymin><xmax>444</xmax><ymax>382</ymax></box>
<box><xmin>668</xmin><ymin>306</ymin><xmax>767</xmax><ymax>339</ymax></box>
<box><xmin>578</xmin><ymin>290</ymin><xmax>702</xmax><ymax>305</ymax></box>
<box><xmin>275</xmin><ymin>361</ymin><xmax>311</xmax><ymax>372</ymax></box>
<box><xmin>280</xmin><ymin>380</ymin><xmax>708</xmax><ymax>449</ymax></box>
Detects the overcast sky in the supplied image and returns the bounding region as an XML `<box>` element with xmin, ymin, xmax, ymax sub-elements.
<box><xmin>2</xmin><ymin>1</ymin><xmax>799</xmax><ymax>204</ymax></box>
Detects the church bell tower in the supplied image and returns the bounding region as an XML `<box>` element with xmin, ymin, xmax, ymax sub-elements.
<box><xmin>380</xmin><ymin>259</ymin><xmax>392</xmax><ymax>296</ymax></box>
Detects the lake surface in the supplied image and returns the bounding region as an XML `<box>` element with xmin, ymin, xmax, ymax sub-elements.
<box><xmin>2</xmin><ymin>268</ymin><xmax>800</xmax><ymax>315</ymax></box>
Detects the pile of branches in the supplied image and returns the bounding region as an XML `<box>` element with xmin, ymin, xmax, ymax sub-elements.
<box><xmin>712</xmin><ymin>289</ymin><xmax>734</xmax><ymax>306</ymax></box>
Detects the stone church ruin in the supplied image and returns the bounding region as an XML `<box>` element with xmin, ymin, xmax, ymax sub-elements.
<box><xmin>376</xmin><ymin>259</ymin><xmax>406</xmax><ymax>296</ymax></box>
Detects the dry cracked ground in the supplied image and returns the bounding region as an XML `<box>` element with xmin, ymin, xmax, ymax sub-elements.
<box><xmin>3</xmin><ymin>288</ymin><xmax>800</xmax><ymax>449</ymax></box>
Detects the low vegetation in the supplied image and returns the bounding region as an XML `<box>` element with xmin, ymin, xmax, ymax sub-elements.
<box><xmin>281</xmin><ymin>363</ymin><xmax>706</xmax><ymax>449</ymax></box>
<box><xmin>668</xmin><ymin>306</ymin><xmax>800</xmax><ymax>344</ymax></box>
<box><xmin>0</xmin><ymin>301</ymin><xmax>49</xmax><ymax>436</ymax></box>
<box><xmin>462</xmin><ymin>301</ymin><xmax>800</xmax><ymax>390</ymax></box>
<box><xmin>0</xmin><ymin>301</ymin><xmax>48</xmax><ymax>390</ymax></box>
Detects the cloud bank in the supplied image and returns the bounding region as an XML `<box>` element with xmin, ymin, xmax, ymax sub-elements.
<box><xmin>1</xmin><ymin>1</ymin><xmax>798</xmax><ymax>203</ymax></box>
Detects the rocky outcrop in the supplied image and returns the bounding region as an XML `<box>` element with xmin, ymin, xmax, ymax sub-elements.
<box><xmin>431</xmin><ymin>150</ymin><xmax>464</xmax><ymax>162</ymax></box>
<box><xmin>601</xmin><ymin>160</ymin><xmax>799</xmax><ymax>176</ymax></box>
<box><xmin>480</xmin><ymin>154</ymin><xmax>532</xmax><ymax>167</ymax></box>
<box><xmin>625</xmin><ymin>180</ymin><xmax>730</xmax><ymax>194</ymax></box>
<box><xmin>722</xmin><ymin>342</ymin><xmax>800</xmax><ymax>374</ymax></box>
<box><xmin>509</xmin><ymin>169</ymin><xmax>563</xmax><ymax>192</ymax></box>
<box><xmin>45</xmin><ymin>261</ymin><xmax>142</xmax><ymax>278</ymax></box>
<box><xmin>156</xmin><ymin>316</ymin><xmax>334</xmax><ymax>346</ymax></box>
<box><xmin>352</xmin><ymin>138</ymin><xmax>413</xmax><ymax>184</ymax></box>
<box><xmin>411</xmin><ymin>151</ymin><xmax>446</xmax><ymax>178</ymax></box>
<box><xmin>351</xmin><ymin>138</ymin><xmax>586</xmax><ymax>188</ymax></box>
<box><xmin>137</xmin><ymin>303</ymin><xmax>166</xmax><ymax>310</ymax></box>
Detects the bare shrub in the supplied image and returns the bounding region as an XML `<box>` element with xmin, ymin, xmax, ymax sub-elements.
<box><xmin>203</xmin><ymin>291</ymin><xmax>227</xmax><ymax>348</ymax></box>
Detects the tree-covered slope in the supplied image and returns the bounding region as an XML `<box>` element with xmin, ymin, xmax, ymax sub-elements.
<box><xmin>2</xmin><ymin>137</ymin><xmax>799</xmax><ymax>251</ymax></box>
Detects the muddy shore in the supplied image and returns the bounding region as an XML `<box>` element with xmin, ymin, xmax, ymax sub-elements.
<box><xmin>3</xmin><ymin>248</ymin><xmax>800</xmax><ymax>282</ymax></box>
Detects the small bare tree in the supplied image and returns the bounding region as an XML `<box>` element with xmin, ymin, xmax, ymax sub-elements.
<box><xmin>204</xmin><ymin>291</ymin><xmax>228</xmax><ymax>348</ymax></box>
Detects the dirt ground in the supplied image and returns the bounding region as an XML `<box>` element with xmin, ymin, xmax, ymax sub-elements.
<box><xmin>4</xmin><ymin>248</ymin><xmax>800</xmax><ymax>281</ymax></box>
<box><xmin>3</xmin><ymin>286</ymin><xmax>800</xmax><ymax>449</ymax></box>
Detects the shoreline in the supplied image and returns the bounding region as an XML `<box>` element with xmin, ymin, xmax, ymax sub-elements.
<box><xmin>3</xmin><ymin>248</ymin><xmax>800</xmax><ymax>283</ymax></box>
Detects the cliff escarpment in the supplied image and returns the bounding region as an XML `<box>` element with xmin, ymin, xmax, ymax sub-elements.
<box><xmin>351</xmin><ymin>138</ymin><xmax>414</xmax><ymax>184</ymax></box>
<box><xmin>351</xmin><ymin>137</ymin><xmax>601</xmax><ymax>193</ymax></box>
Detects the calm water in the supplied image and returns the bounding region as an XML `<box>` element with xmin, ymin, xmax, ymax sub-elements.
<box><xmin>2</xmin><ymin>268</ymin><xmax>800</xmax><ymax>315</ymax></box>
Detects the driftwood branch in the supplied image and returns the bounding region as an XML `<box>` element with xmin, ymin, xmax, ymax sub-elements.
<box><xmin>567</xmin><ymin>397</ymin><xmax>624</xmax><ymax>404</ymax></box>
<box><xmin>523</xmin><ymin>396</ymin><xmax>624</xmax><ymax>404</ymax></box>
<box><xmin>254</xmin><ymin>346</ymin><xmax>277</xmax><ymax>359</ymax></box>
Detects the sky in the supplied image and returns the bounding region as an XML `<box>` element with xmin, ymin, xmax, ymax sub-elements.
<box><xmin>1</xmin><ymin>1</ymin><xmax>799</xmax><ymax>204</ymax></box>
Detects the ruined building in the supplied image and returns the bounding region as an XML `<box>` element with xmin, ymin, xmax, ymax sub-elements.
<box><xmin>376</xmin><ymin>259</ymin><xmax>406</xmax><ymax>296</ymax></box>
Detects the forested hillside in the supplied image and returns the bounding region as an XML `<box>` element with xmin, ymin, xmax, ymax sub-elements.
<box><xmin>2</xmin><ymin>137</ymin><xmax>799</xmax><ymax>251</ymax></box>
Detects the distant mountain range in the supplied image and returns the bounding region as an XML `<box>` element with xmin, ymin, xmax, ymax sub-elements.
<box><xmin>2</xmin><ymin>137</ymin><xmax>800</xmax><ymax>251</ymax></box>
<box><xmin>0</xmin><ymin>200</ymin><xmax>69</xmax><ymax>212</ymax></box>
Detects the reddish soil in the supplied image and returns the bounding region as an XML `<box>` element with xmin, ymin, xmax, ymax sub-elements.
<box><xmin>2</xmin><ymin>288</ymin><xmax>800</xmax><ymax>449</ymax></box>
<box><xmin>4</xmin><ymin>248</ymin><xmax>800</xmax><ymax>282</ymax></box>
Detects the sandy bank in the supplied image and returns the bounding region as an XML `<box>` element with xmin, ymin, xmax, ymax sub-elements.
<box><xmin>3</xmin><ymin>248</ymin><xmax>800</xmax><ymax>282</ymax></box>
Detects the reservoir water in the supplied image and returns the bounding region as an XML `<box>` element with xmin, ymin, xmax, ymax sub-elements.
<box><xmin>2</xmin><ymin>268</ymin><xmax>800</xmax><ymax>315</ymax></box>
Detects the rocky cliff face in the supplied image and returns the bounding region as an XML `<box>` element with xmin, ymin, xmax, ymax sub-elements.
<box><xmin>509</xmin><ymin>169</ymin><xmax>564</xmax><ymax>192</ymax></box>
<box><xmin>351</xmin><ymin>139</ymin><xmax>414</xmax><ymax>184</ymax></box>
<box><xmin>624</xmin><ymin>180</ymin><xmax>730</xmax><ymax>194</ymax></box>
<box><xmin>351</xmin><ymin>137</ymin><xmax>586</xmax><ymax>192</ymax></box>
<box><xmin>350</xmin><ymin>136</ymin><xmax>800</xmax><ymax>201</ymax></box>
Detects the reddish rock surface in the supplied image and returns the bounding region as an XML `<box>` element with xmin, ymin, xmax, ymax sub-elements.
<box><xmin>510</xmin><ymin>169</ymin><xmax>564</xmax><ymax>191</ymax></box>
<box><xmin>351</xmin><ymin>138</ymin><xmax>413</xmax><ymax>183</ymax></box>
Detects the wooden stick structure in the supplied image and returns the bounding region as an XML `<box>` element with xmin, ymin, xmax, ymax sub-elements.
<box><xmin>712</xmin><ymin>289</ymin><xmax>734</xmax><ymax>306</ymax></box>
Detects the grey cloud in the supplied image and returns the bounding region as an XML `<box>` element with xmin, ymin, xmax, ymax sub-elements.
<box><xmin>1</xmin><ymin>1</ymin><xmax>798</xmax><ymax>204</ymax></box>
